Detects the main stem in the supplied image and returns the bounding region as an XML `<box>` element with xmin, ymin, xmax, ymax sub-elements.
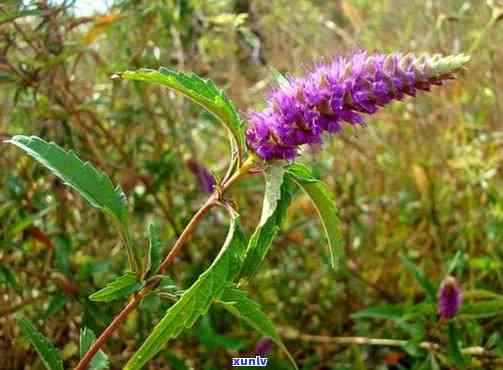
<box><xmin>75</xmin><ymin>156</ymin><xmax>256</xmax><ymax>370</ymax></box>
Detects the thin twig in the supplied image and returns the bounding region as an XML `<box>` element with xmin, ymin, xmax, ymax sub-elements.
<box><xmin>279</xmin><ymin>327</ymin><xmax>502</xmax><ymax>359</ymax></box>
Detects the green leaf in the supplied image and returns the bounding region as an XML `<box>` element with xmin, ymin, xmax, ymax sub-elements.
<box><xmin>6</xmin><ymin>136</ymin><xmax>128</xmax><ymax>228</ymax></box>
<box><xmin>6</xmin><ymin>136</ymin><xmax>140</xmax><ymax>273</ymax></box>
<box><xmin>399</xmin><ymin>255</ymin><xmax>437</xmax><ymax>301</ymax></box>
<box><xmin>89</xmin><ymin>272</ymin><xmax>144</xmax><ymax>302</ymax></box>
<box><xmin>459</xmin><ymin>299</ymin><xmax>503</xmax><ymax>318</ymax></box>
<box><xmin>124</xmin><ymin>210</ymin><xmax>246</xmax><ymax>370</ymax></box>
<box><xmin>447</xmin><ymin>250</ymin><xmax>464</xmax><ymax>275</ymax></box>
<box><xmin>270</xmin><ymin>67</ymin><xmax>290</xmax><ymax>88</ymax></box>
<box><xmin>0</xmin><ymin>9</ymin><xmax>45</xmax><ymax>25</ymax></box>
<box><xmin>351</xmin><ymin>304</ymin><xmax>406</xmax><ymax>320</ymax></box>
<box><xmin>79</xmin><ymin>327</ymin><xmax>109</xmax><ymax>370</ymax></box>
<box><xmin>120</xmin><ymin>68</ymin><xmax>245</xmax><ymax>161</ymax></box>
<box><xmin>239</xmin><ymin>175</ymin><xmax>294</xmax><ymax>281</ymax></box>
<box><xmin>259</xmin><ymin>165</ymin><xmax>285</xmax><ymax>226</ymax></box>
<box><xmin>145</xmin><ymin>222</ymin><xmax>163</xmax><ymax>278</ymax></box>
<box><xmin>219</xmin><ymin>287</ymin><xmax>298</xmax><ymax>369</ymax></box>
<box><xmin>0</xmin><ymin>264</ymin><xmax>21</xmax><ymax>292</ymax></box>
<box><xmin>197</xmin><ymin>316</ymin><xmax>246</xmax><ymax>351</ymax></box>
<box><xmin>40</xmin><ymin>294</ymin><xmax>68</xmax><ymax>321</ymax></box>
<box><xmin>16</xmin><ymin>315</ymin><xmax>64</xmax><ymax>370</ymax></box>
<box><xmin>286</xmin><ymin>163</ymin><xmax>343</xmax><ymax>269</ymax></box>
<box><xmin>447</xmin><ymin>322</ymin><xmax>465</xmax><ymax>369</ymax></box>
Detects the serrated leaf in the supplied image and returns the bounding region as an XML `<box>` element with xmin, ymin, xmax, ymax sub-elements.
<box><xmin>120</xmin><ymin>67</ymin><xmax>245</xmax><ymax>161</ymax></box>
<box><xmin>124</xmin><ymin>210</ymin><xmax>246</xmax><ymax>370</ymax></box>
<box><xmin>239</xmin><ymin>175</ymin><xmax>294</xmax><ymax>281</ymax></box>
<box><xmin>145</xmin><ymin>222</ymin><xmax>163</xmax><ymax>278</ymax></box>
<box><xmin>80</xmin><ymin>327</ymin><xmax>109</xmax><ymax>370</ymax></box>
<box><xmin>15</xmin><ymin>315</ymin><xmax>63</xmax><ymax>370</ymax></box>
<box><xmin>286</xmin><ymin>163</ymin><xmax>343</xmax><ymax>269</ymax></box>
<box><xmin>447</xmin><ymin>322</ymin><xmax>465</xmax><ymax>369</ymax></box>
<box><xmin>89</xmin><ymin>272</ymin><xmax>143</xmax><ymax>302</ymax></box>
<box><xmin>6</xmin><ymin>136</ymin><xmax>139</xmax><ymax>273</ymax></box>
<box><xmin>259</xmin><ymin>165</ymin><xmax>285</xmax><ymax>226</ymax></box>
<box><xmin>399</xmin><ymin>255</ymin><xmax>436</xmax><ymax>301</ymax></box>
<box><xmin>7</xmin><ymin>136</ymin><xmax>128</xmax><ymax>228</ymax></box>
<box><xmin>219</xmin><ymin>287</ymin><xmax>297</xmax><ymax>369</ymax></box>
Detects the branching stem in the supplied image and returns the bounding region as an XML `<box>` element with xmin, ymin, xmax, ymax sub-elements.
<box><xmin>75</xmin><ymin>155</ymin><xmax>258</xmax><ymax>370</ymax></box>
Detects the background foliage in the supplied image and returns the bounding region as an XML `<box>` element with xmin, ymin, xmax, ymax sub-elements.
<box><xmin>1</xmin><ymin>0</ymin><xmax>502</xmax><ymax>369</ymax></box>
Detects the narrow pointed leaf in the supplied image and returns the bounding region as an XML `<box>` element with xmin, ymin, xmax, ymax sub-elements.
<box><xmin>6</xmin><ymin>136</ymin><xmax>128</xmax><ymax>229</ymax></box>
<box><xmin>447</xmin><ymin>322</ymin><xmax>465</xmax><ymax>369</ymax></box>
<box><xmin>259</xmin><ymin>165</ymin><xmax>285</xmax><ymax>226</ymax></box>
<box><xmin>286</xmin><ymin>163</ymin><xmax>343</xmax><ymax>269</ymax></box>
<box><xmin>124</xmin><ymin>211</ymin><xmax>246</xmax><ymax>370</ymax></box>
<box><xmin>120</xmin><ymin>68</ymin><xmax>245</xmax><ymax>160</ymax></box>
<box><xmin>89</xmin><ymin>272</ymin><xmax>143</xmax><ymax>302</ymax></box>
<box><xmin>239</xmin><ymin>175</ymin><xmax>294</xmax><ymax>281</ymax></box>
<box><xmin>145</xmin><ymin>222</ymin><xmax>163</xmax><ymax>278</ymax></box>
<box><xmin>15</xmin><ymin>315</ymin><xmax>64</xmax><ymax>370</ymax></box>
<box><xmin>0</xmin><ymin>9</ymin><xmax>45</xmax><ymax>25</ymax></box>
<box><xmin>80</xmin><ymin>327</ymin><xmax>109</xmax><ymax>370</ymax></box>
<box><xmin>0</xmin><ymin>264</ymin><xmax>21</xmax><ymax>292</ymax></box>
<box><xmin>220</xmin><ymin>287</ymin><xmax>298</xmax><ymax>369</ymax></box>
<box><xmin>399</xmin><ymin>255</ymin><xmax>436</xmax><ymax>301</ymax></box>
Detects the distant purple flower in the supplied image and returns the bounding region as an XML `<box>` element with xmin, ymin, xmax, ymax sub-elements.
<box><xmin>246</xmin><ymin>52</ymin><xmax>470</xmax><ymax>160</ymax></box>
<box><xmin>255</xmin><ymin>337</ymin><xmax>273</xmax><ymax>356</ymax></box>
<box><xmin>437</xmin><ymin>276</ymin><xmax>463</xmax><ymax>319</ymax></box>
<box><xmin>186</xmin><ymin>158</ymin><xmax>216</xmax><ymax>194</ymax></box>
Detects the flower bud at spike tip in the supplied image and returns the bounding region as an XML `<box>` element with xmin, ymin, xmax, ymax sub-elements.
<box><xmin>186</xmin><ymin>158</ymin><xmax>216</xmax><ymax>194</ymax></box>
<box><xmin>255</xmin><ymin>337</ymin><xmax>273</xmax><ymax>357</ymax></box>
<box><xmin>437</xmin><ymin>276</ymin><xmax>463</xmax><ymax>319</ymax></box>
<box><xmin>246</xmin><ymin>51</ymin><xmax>470</xmax><ymax>161</ymax></box>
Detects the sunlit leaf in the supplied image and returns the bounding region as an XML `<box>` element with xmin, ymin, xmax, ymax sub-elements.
<box><xmin>286</xmin><ymin>163</ymin><xmax>343</xmax><ymax>268</ymax></box>
<box><xmin>239</xmin><ymin>175</ymin><xmax>294</xmax><ymax>281</ymax></box>
<box><xmin>89</xmin><ymin>272</ymin><xmax>143</xmax><ymax>302</ymax></box>
<box><xmin>120</xmin><ymin>68</ymin><xmax>245</xmax><ymax>161</ymax></box>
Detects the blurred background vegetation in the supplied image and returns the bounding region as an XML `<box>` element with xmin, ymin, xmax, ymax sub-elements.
<box><xmin>1</xmin><ymin>0</ymin><xmax>502</xmax><ymax>369</ymax></box>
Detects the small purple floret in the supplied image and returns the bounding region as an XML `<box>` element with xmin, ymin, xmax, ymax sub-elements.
<box><xmin>246</xmin><ymin>51</ymin><xmax>469</xmax><ymax>160</ymax></box>
<box><xmin>437</xmin><ymin>276</ymin><xmax>463</xmax><ymax>319</ymax></box>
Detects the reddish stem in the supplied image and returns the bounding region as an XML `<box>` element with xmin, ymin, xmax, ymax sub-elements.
<box><xmin>74</xmin><ymin>157</ymin><xmax>256</xmax><ymax>370</ymax></box>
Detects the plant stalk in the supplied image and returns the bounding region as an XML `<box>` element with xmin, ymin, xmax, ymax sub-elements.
<box><xmin>75</xmin><ymin>156</ymin><xmax>258</xmax><ymax>370</ymax></box>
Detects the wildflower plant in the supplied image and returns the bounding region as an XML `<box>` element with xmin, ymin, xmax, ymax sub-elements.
<box><xmin>6</xmin><ymin>51</ymin><xmax>470</xmax><ymax>369</ymax></box>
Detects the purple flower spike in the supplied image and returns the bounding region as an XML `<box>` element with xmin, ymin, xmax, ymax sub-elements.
<box><xmin>437</xmin><ymin>276</ymin><xmax>463</xmax><ymax>319</ymax></box>
<box><xmin>255</xmin><ymin>337</ymin><xmax>273</xmax><ymax>356</ymax></box>
<box><xmin>186</xmin><ymin>158</ymin><xmax>216</xmax><ymax>194</ymax></box>
<box><xmin>246</xmin><ymin>52</ymin><xmax>470</xmax><ymax>160</ymax></box>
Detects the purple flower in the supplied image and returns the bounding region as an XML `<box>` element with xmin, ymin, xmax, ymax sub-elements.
<box><xmin>246</xmin><ymin>52</ymin><xmax>470</xmax><ymax>160</ymax></box>
<box><xmin>186</xmin><ymin>158</ymin><xmax>216</xmax><ymax>194</ymax></box>
<box><xmin>437</xmin><ymin>276</ymin><xmax>463</xmax><ymax>319</ymax></box>
<box><xmin>255</xmin><ymin>337</ymin><xmax>273</xmax><ymax>356</ymax></box>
